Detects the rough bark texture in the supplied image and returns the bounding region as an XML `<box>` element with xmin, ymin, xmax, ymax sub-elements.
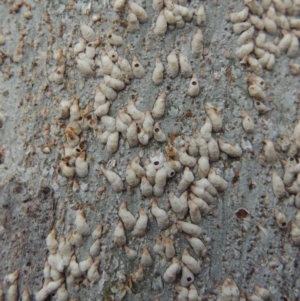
<box><xmin>0</xmin><ymin>0</ymin><xmax>300</xmax><ymax>300</ymax></box>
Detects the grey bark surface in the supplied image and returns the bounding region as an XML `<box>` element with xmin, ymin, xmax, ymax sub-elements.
<box><xmin>0</xmin><ymin>0</ymin><xmax>299</xmax><ymax>300</ymax></box>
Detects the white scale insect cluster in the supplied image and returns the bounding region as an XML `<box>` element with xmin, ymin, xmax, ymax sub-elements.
<box><xmin>229</xmin><ymin>0</ymin><xmax>300</xmax><ymax>115</ymax></box>
<box><xmin>0</xmin><ymin>0</ymin><xmax>300</xmax><ymax>300</ymax></box>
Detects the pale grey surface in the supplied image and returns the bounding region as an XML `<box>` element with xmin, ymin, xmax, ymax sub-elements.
<box><xmin>0</xmin><ymin>0</ymin><xmax>299</xmax><ymax>300</ymax></box>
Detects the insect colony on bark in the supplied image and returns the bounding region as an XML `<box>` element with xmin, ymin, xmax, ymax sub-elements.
<box><xmin>0</xmin><ymin>0</ymin><xmax>300</xmax><ymax>300</ymax></box>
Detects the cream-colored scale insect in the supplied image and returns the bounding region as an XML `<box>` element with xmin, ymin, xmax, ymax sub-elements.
<box><xmin>287</xmin><ymin>34</ymin><xmax>299</xmax><ymax>57</ymax></box>
<box><xmin>127</xmin><ymin>9</ymin><xmax>140</xmax><ymax>33</ymax></box>
<box><xmin>230</xmin><ymin>7</ymin><xmax>249</xmax><ymax>23</ymax></box>
<box><xmin>188</xmin><ymin>285</ymin><xmax>200</xmax><ymax>301</ymax></box>
<box><xmin>200</xmin><ymin>117</ymin><xmax>212</xmax><ymax>141</ymax></box>
<box><xmin>262</xmin><ymin>0</ymin><xmax>272</xmax><ymax>10</ymax></box>
<box><xmin>89</xmin><ymin>238</ymin><xmax>101</xmax><ymax>257</ymax></box>
<box><xmin>244</xmin><ymin>0</ymin><xmax>263</xmax><ymax>16</ymax></box>
<box><xmin>59</xmin><ymin>99</ymin><xmax>74</xmax><ymax>119</ymax></box>
<box><xmin>132</xmin><ymin>55</ymin><xmax>146</xmax><ymax>78</ymax></box>
<box><xmin>131</xmin><ymin>208</ymin><xmax>148</xmax><ymax>237</ymax></box>
<box><xmin>127</xmin><ymin>98</ymin><xmax>145</xmax><ymax>125</ymax></box>
<box><xmin>114</xmin><ymin>220</ymin><xmax>126</xmax><ymax>247</ymax></box>
<box><xmin>262</xmin><ymin>139</ymin><xmax>277</xmax><ymax>163</ymax></box>
<box><xmin>153</xmin><ymin>122</ymin><xmax>167</xmax><ymax>142</ymax></box>
<box><xmin>100</xmin><ymin>81</ymin><xmax>117</xmax><ymax>101</ymax></box>
<box><xmin>236</xmin><ymin>40</ymin><xmax>254</xmax><ymax>59</ymax></box>
<box><xmin>204</xmin><ymin>104</ymin><xmax>222</xmax><ymax>132</ymax></box>
<box><xmin>140</xmin><ymin>247</ymin><xmax>153</xmax><ymax>267</ymax></box>
<box><xmin>58</xmin><ymin>160</ymin><xmax>75</xmax><ymax>178</ymax></box>
<box><xmin>166</xmin><ymin>50</ymin><xmax>179</xmax><ymax>78</ymax></box>
<box><xmin>191</xmin><ymin>28</ymin><xmax>203</xmax><ymax>58</ymax></box>
<box><xmin>85</xmin><ymin>42</ymin><xmax>97</xmax><ymax>59</ymax></box>
<box><xmin>207</xmin><ymin>137</ymin><xmax>220</xmax><ymax>162</ymax></box>
<box><xmin>75</xmin><ymin>151</ymin><xmax>89</xmax><ymax>177</ymax></box>
<box><xmin>101</xmin><ymin>165</ymin><xmax>124</xmax><ymax>192</ymax></box>
<box><xmin>21</xmin><ymin>288</ymin><xmax>31</xmax><ymax>301</ymax></box>
<box><xmin>131</xmin><ymin>265</ymin><xmax>145</xmax><ymax>283</ymax></box>
<box><xmin>48</xmin><ymin>65</ymin><xmax>65</xmax><ymax>85</ymax></box>
<box><xmin>142</xmin><ymin>109</ymin><xmax>154</xmax><ymax>138</ymax></box>
<box><xmin>179</xmin><ymin>52</ymin><xmax>193</xmax><ymax>78</ymax></box>
<box><xmin>190</xmin><ymin>185</ymin><xmax>214</xmax><ymax>204</ymax></box>
<box><xmin>233</xmin><ymin>22</ymin><xmax>252</xmax><ymax>34</ymax></box>
<box><xmin>153</xmin><ymin>0</ymin><xmax>163</xmax><ymax>11</ymax></box>
<box><xmin>175</xmin><ymin>284</ymin><xmax>188</xmax><ymax>301</ymax></box>
<box><xmin>137</xmin><ymin>125</ymin><xmax>149</xmax><ymax>145</ymax></box>
<box><xmin>178</xmin><ymin>147</ymin><xmax>197</xmax><ymax>167</ymax></box>
<box><xmin>5</xmin><ymin>271</ymin><xmax>19</xmax><ymax>293</ymax></box>
<box><xmin>164</xmin><ymin>8</ymin><xmax>176</xmax><ymax>25</ymax></box>
<box><xmin>154</xmin><ymin>10</ymin><xmax>167</xmax><ymax>36</ymax></box>
<box><xmin>168</xmin><ymin>190</ymin><xmax>188</xmax><ymax>219</ymax></box>
<box><xmin>94</xmin><ymin>88</ymin><xmax>106</xmax><ymax>108</ymax></box>
<box><xmin>218</xmin><ymin>137</ymin><xmax>243</xmax><ymax>158</ymax></box>
<box><xmin>129</xmin><ymin>0</ymin><xmax>148</xmax><ymax>23</ymax></box>
<box><xmin>193</xmin><ymin>178</ymin><xmax>217</xmax><ymax>196</ymax></box>
<box><xmin>80</xmin><ymin>22</ymin><xmax>96</xmax><ymax>42</ymax></box>
<box><xmin>119</xmin><ymin>201</ymin><xmax>137</xmax><ymax>230</ymax></box>
<box><xmin>178</xmin><ymin>167</ymin><xmax>194</xmax><ymax>192</ymax></box>
<box><xmin>153</xmin><ymin>234</ymin><xmax>165</xmax><ymax>255</ymax></box>
<box><xmin>291</xmin><ymin>222</ymin><xmax>300</xmax><ymax>245</ymax></box>
<box><xmin>196</xmin><ymin>5</ymin><xmax>206</xmax><ymax>26</ymax></box>
<box><xmin>75</xmin><ymin>208</ymin><xmax>90</xmax><ymax>236</ymax></box>
<box><xmin>186</xmin><ymin>234</ymin><xmax>207</xmax><ymax>257</ymax></box>
<box><xmin>249</xmin><ymin>14</ymin><xmax>264</xmax><ymax>30</ymax></box>
<box><xmin>247</xmin><ymin>55</ymin><xmax>263</xmax><ymax>75</ymax></box>
<box><xmin>127</xmin><ymin>121</ymin><xmax>139</xmax><ymax>147</ymax></box>
<box><xmin>101</xmin><ymin>50</ymin><xmax>114</xmax><ymax>75</ymax></box>
<box><xmin>95</xmin><ymin>101</ymin><xmax>110</xmax><ymax>118</ymax></box>
<box><xmin>126</xmin><ymin>163</ymin><xmax>140</xmax><ymax>187</ymax></box>
<box><xmin>107</xmin><ymin>29</ymin><xmax>123</xmax><ymax>47</ymax></box>
<box><xmin>101</xmin><ymin>116</ymin><xmax>116</xmax><ymax>132</ymax></box>
<box><xmin>164</xmin><ymin>236</ymin><xmax>175</xmax><ymax>258</ymax></box>
<box><xmin>217</xmin><ymin>278</ymin><xmax>240</xmax><ymax>301</ymax></box>
<box><xmin>272</xmin><ymin>168</ymin><xmax>287</xmax><ymax>198</ymax></box>
<box><xmin>140</xmin><ymin>176</ymin><xmax>153</xmax><ymax>197</ymax></box>
<box><xmin>180</xmin><ymin>263</ymin><xmax>195</xmax><ymax>287</ymax></box>
<box><xmin>113</xmin><ymin>0</ymin><xmax>125</xmax><ymax>12</ymax></box>
<box><xmin>198</xmin><ymin>156</ymin><xmax>210</xmax><ymax>178</ymax></box>
<box><xmin>242</xmin><ymin>110</ymin><xmax>254</xmax><ymax>133</ymax></box>
<box><xmin>152</xmin><ymin>92</ymin><xmax>167</xmax><ymax>118</ymax></box>
<box><xmin>253</xmin><ymin>100</ymin><xmax>271</xmax><ymax>114</ymax></box>
<box><xmin>182</xmin><ymin>247</ymin><xmax>201</xmax><ymax>274</ymax></box>
<box><xmin>46</xmin><ymin>229</ymin><xmax>58</xmax><ymax>254</ymax></box>
<box><xmin>124</xmin><ymin>245</ymin><xmax>138</xmax><ymax>260</ymax></box>
<box><xmin>274</xmin><ymin>208</ymin><xmax>288</xmax><ymax>229</ymax></box>
<box><xmin>208</xmin><ymin>168</ymin><xmax>227</xmax><ymax>192</ymax></box>
<box><xmin>254</xmin><ymin>285</ymin><xmax>271</xmax><ymax>300</ymax></box>
<box><xmin>278</xmin><ymin>30</ymin><xmax>292</xmax><ymax>52</ymax></box>
<box><xmin>75</xmin><ymin>57</ymin><xmax>95</xmax><ymax>77</ymax></box>
<box><xmin>104</xmin><ymin>75</ymin><xmax>125</xmax><ymax>90</ymax></box>
<box><xmin>152</xmin><ymin>57</ymin><xmax>164</xmax><ymax>85</ymax></box>
<box><xmin>163</xmin><ymin>257</ymin><xmax>181</xmax><ymax>283</ymax></box>
<box><xmin>106</xmin><ymin>131</ymin><xmax>119</xmax><ymax>154</ymax></box>
<box><xmin>118</xmin><ymin>56</ymin><xmax>133</xmax><ymax>78</ymax></box>
<box><xmin>263</xmin><ymin>15</ymin><xmax>277</xmax><ymax>35</ymax></box>
<box><xmin>153</xmin><ymin>166</ymin><xmax>167</xmax><ymax>197</ymax></box>
<box><xmin>54</xmin><ymin>284</ymin><xmax>69</xmax><ymax>301</ymax></box>
<box><xmin>177</xmin><ymin>221</ymin><xmax>202</xmax><ymax>237</ymax></box>
<box><xmin>188</xmin><ymin>200</ymin><xmax>201</xmax><ymax>224</ymax></box>
<box><xmin>151</xmin><ymin>198</ymin><xmax>169</xmax><ymax>229</ymax></box>
<box><xmin>187</xmin><ymin>73</ymin><xmax>200</xmax><ymax>97</ymax></box>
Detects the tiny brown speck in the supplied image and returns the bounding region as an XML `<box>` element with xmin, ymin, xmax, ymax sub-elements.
<box><xmin>184</xmin><ymin>110</ymin><xmax>193</xmax><ymax>118</ymax></box>
<box><xmin>235</xmin><ymin>208</ymin><xmax>250</xmax><ymax>219</ymax></box>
